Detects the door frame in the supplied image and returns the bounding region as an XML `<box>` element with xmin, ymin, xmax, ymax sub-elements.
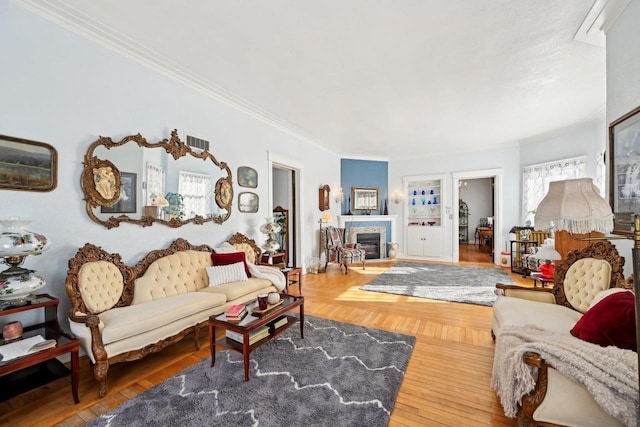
<box><xmin>451</xmin><ymin>168</ymin><xmax>503</xmax><ymax>264</ymax></box>
<box><xmin>267</xmin><ymin>151</ymin><xmax>304</xmax><ymax>269</ymax></box>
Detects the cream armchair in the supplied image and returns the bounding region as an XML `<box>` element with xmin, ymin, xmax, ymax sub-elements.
<box><xmin>492</xmin><ymin>240</ymin><xmax>633</xmax><ymax>426</ymax></box>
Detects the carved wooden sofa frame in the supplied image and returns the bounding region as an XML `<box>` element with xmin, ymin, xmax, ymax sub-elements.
<box><xmin>494</xmin><ymin>240</ymin><xmax>631</xmax><ymax>425</ymax></box>
<box><xmin>65</xmin><ymin>234</ymin><xmax>264</xmax><ymax>397</ymax></box>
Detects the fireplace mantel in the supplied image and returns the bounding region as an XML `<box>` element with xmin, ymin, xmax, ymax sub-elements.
<box><xmin>337</xmin><ymin>215</ymin><xmax>397</xmax><ymax>243</ymax></box>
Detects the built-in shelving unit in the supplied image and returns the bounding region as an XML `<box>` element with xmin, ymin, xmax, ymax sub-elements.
<box><xmin>403</xmin><ymin>174</ymin><xmax>446</xmax><ymax>259</ymax></box>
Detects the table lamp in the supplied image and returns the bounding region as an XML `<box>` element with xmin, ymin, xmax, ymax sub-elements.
<box><xmin>318</xmin><ymin>210</ymin><xmax>333</xmax><ymax>272</ymax></box>
<box><xmin>0</xmin><ymin>218</ymin><xmax>50</xmax><ymax>308</ymax></box>
<box><xmin>533</xmin><ymin>244</ymin><xmax>561</xmax><ymax>279</ymax></box>
<box><xmin>260</xmin><ymin>217</ymin><xmax>282</xmax><ymax>254</ymax></box>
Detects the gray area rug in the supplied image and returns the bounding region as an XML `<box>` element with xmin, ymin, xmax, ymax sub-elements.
<box><xmin>361</xmin><ymin>261</ymin><xmax>515</xmax><ymax>306</ymax></box>
<box><xmin>87</xmin><ymin>316</ymin><xmax>415</xmax><ymax>427</ymax></box>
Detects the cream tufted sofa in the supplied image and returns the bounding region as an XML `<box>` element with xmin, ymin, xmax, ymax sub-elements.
<box><xmin>492</xmin><ymin>240</ymin><xmax>632</xmax><ymax>426</ymax></box>
<box><xmin>65</xmin><ymin>235</ymin><xmax>278</xmax><ymax>397</ymax></box>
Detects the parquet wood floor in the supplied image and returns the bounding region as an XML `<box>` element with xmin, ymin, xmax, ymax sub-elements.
<box><xmin>0</xmin><ymin>245</ymin><xmax>530</xmax><ymax>426</ymax></box>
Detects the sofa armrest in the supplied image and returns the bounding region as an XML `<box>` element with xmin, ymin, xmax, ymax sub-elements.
<box><xmin>495</xmin><ymin>283</ymin><xmax>556</xmax><ymax>304</ymax></box>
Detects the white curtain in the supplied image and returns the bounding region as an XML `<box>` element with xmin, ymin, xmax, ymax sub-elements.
<box><xmin>178</xmin><ymin>171</ymin><xmax>212</xmax><ymax>219</ymax></box>
<box><xmin>145</xmin><ymin>163</ymin><xmax>165</xmax><ymax>205</ymax></box>
<box><xmin>522</xmin><ymin>156</ymin><xmax>587</xmax><ymax>226</ymax></box>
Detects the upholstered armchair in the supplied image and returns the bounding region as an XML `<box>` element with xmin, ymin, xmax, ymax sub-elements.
<box><xmin>322</xmin><ymin>226</ymin><xmax>366</xmax><ymax>274</ymax></box>
<box><xmin>492</xmin><ymin>241</ymin><xmax>634</xmax><ymax>426</ymax></box>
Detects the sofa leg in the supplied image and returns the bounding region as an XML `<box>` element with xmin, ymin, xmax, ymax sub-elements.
<box><xmin>342</xmin><ymin>262</ymin><xmax>348</xmax><ymax>274</ymax></box>
<box><xmin>193</xmin><ymin>324</ymin><xmax>201</xmax><ymax>350</ymax></box>
<box><xmin>94</xmin><ymin>361</ymin><xmax>109</xmax><ymax>397</ymax></box>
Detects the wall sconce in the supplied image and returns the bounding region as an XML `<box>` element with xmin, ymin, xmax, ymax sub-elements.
<box><xmin>392</xmin><ymin>191</ymin><xmax>402</xmax><ymax>204</ymax></box>
<box><xmin>335</xmin><ymin>187</ymin><xmax>345</xmax><ymax>204</ymax></box>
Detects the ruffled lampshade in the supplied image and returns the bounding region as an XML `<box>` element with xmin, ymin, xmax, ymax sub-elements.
<box><xmin>534</xmin><ymin>178</ymin><xmax>613</xmax><ymax>234</ymax></box>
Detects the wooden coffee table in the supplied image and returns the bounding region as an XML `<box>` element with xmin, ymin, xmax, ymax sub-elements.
<box><xmin>208</xmin><ymin>293</ymin><xmax>304</xmax><ymax>381</ymax></box>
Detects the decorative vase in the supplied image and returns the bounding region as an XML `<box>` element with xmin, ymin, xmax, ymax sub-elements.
<box><xmin>387</xmin><ymin>242</ymin><xmax>398</xmax><ymax>259</ymax></box>
<box><xmin>383</xmin><ymin>199</ymin><xmax>388</xmax><ymax>215</ymax></box>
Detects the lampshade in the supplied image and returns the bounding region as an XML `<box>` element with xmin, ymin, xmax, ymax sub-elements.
<box><xmin>321</xmin><ymin>211</ymin><xmax>333</xmax><ymax>223</ymax></box>
<box><xmin>533</xmin><ymin>244</ymin><xmax>561</xmax><ymax>261</ymax></box>
<box><xmin>534</xmin><ymin>178</ymin><xmax>613</xmax><ymax>234</ymax></box>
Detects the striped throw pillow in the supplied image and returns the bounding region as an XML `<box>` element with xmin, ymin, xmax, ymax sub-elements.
<box><xmin>206</xmin><ymin>262</ymin><xmax>248</xmax><ymax>286</ymax></box>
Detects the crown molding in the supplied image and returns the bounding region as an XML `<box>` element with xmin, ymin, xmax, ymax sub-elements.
<box><xmin>573</xmin><ymin>0</ymin><xmax>631</xmax><ymax>47</ymax></box>
<box><xmin>11</xmin><ymin>0</ymin><xmax>335</xmax><ymax>155</ymax></box>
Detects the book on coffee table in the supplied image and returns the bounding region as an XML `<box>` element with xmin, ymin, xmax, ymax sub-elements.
<box><xmin>225</xmin><ymin>325</ymin><xmax>269</xmax><ymax>345</ymax></box>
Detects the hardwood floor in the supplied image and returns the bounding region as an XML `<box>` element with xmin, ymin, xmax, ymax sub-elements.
<box><xmin>0</xmin><ymin>247</ymin><xmax>530</xmax><ymax>426</ymax></box>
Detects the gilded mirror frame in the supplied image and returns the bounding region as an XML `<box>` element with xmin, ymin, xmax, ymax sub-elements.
<box><xmin>81</xmin><ymin>129</ymin><xmax>233</xmax><ymax>228</ymax></box>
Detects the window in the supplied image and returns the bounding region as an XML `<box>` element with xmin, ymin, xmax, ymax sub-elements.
<box><xmin>145</xmin><ymin>163</ymin><xmax>165</xmax><ymax>205</ymax></box>
<box><xmin>178</xmin><ymin>171</ymin><xmax>212</xmax><ymax>219</ymax></box>
<box><xmin>522</xmin><ymin>156</ymin><xmax>587</xmax><ymax>226</ymax></box>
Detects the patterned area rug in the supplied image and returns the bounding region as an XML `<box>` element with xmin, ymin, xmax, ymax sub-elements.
<box><xmin>361</xmin><ymin>261</ymin><xmax>515</xmax><ymax>306</ymax></box>
<box><xmin>87</xmin><ymin>316</ymin><xmax>415</xmax><ymax>427</ymax></box>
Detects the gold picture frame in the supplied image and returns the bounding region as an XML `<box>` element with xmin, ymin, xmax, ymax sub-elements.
<box><xmin>0</xmin><ymin>134</ymin><xmax>58</xmax><ymax>192</ymax></box>
<box><xmin>351</xmin><ymin>187</ymin><xmax>379</xmax><ymax>212</ymax></box>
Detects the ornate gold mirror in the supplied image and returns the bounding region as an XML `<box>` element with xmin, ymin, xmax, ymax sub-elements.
<box><xmin>81</xmin><ymin>129</ymin><xmax>233</xmax><ymax>228</ymax></box>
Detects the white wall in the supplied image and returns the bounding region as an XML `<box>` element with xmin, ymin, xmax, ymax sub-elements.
<box><xmin>388</xmin><ymin>145</ymin><xmax>521</xmax><ymax>260</ymax></box>
<box><xmin>606</xmin><ymin>0</ymin><xmax>640</xmax><ymax>277</ymax></box>
<box><xmin>0</xmin><ymin>3</ymin><xmax>339</xmax><ymax>326</ymax></box>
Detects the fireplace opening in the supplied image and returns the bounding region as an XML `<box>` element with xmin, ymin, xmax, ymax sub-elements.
<box><xmin>357</xmin><ymin>233</ymin><xmax>381</xmax><ymax>259</ymax></box>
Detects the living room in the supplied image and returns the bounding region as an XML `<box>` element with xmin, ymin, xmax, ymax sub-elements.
<box><xmin>1</xmin><ymin>1</ymin><xmax>639</xmax><ymax>425</ymax></box>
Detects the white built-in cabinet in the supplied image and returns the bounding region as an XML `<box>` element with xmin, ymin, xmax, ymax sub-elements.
<box><xmin>403</xmin><ymin>174</ymin><xmax>446</xmax><ymax>258</ymax></box>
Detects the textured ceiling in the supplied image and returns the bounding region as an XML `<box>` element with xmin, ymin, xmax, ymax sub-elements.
<box><xmin>18</xmin><ymin>0</ymin><xmax>606</xmax><ymax>159</ymax></box>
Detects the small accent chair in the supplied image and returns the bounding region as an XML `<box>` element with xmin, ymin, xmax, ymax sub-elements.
<box><xmin>323</xmin><ymin>226</ymin><xmax>366</xmax><ymax>274</ymax></box>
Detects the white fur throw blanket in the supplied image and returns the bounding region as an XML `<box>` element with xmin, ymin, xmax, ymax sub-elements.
<box><xmin>491</xmin><ymin>324</ymin><xmax>638</xmax><ymax>427</ymax></box>
<box><xmin>248</xmin><ymin>263</ymin><xmax>286</xmax><ymax>291</ymax></box>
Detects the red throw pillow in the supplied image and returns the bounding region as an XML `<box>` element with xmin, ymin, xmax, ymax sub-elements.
<box><xmin>211</xmin><ymin>252</ymin><xmax>251</xmax><ymax>277</ymax></box>
<box><xmin>570</xmin><ymin>291</ymin><xmax>637</xmax><ymax>350</ymax></box>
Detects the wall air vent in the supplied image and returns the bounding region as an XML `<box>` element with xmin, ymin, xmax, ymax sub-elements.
<box><xmin>185</xmin><ymin>134</ymin><xmax>210</xmax><ymax>152</ymax></box>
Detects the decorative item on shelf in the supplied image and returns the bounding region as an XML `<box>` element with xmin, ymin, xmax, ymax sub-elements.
<box><xmin>427</xmin><ymin>221</ymin><xmax>436</xmax><ymax>226</ymax></box>
<box><xmin>383</xmin><ymin>198</ymin><xmax>388</xmax><ymax>215</ymax></box>
<box><xmin>533</xmin><ymin>243</ymin><xmax>561</xmax><ymax>279</ymax></box>
<box><xmin>317</xmin><ymin>211</ymin><xmax>333</xmax><ymax>272</ymax></box>
<box><xmin>387</xmin><ymin>242</ymin><xmax>398</xmax><ymax>259</ymax></box>
<box><xmin>0</xmin><ymin>218</ymin><xmax>49</xmax><ymax>306</ymax></box>
<box><xmin>164</xmin><ymin>192</ymin><xmax>185</xmax><ymax>220</ymax></box>
<box><xmin>260</xmin><ymin>217</ymin><xmax>282</xmax><ymax>254</ymax></box>
<box><xmin>2</xmin><ymin>320</ymin><xmax>23</xmax><ymax>341</ymax></box>
<box><xmin>267</xmin><ymin>292</ymin><xmax>280</xmax><ymax>305</ymax></box>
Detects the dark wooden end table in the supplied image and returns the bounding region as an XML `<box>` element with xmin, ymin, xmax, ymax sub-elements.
<box><xmin>209</xmin><ymin>293</ymin><xmax>304</xmax><ymax>381</ymax></box>
<box><xmin>281</xmin><ymin>267</ymin><xmax>303</xmax><ymax>294</ymax></box>
<box><xmin>0</xmin><ymin>294</ymin><xmax>79</xmax><ymax>403</ymax></box>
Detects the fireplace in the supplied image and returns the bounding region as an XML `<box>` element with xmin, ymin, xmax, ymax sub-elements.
<box><xmin>345</xmin><ymin>226</ymin><xmax>387</xmax><ymax>259</ymax></box>
<box><xmin>357</xmin><ymin>233</ymin><xmax>381</xmax><ymax>259</ymax></box>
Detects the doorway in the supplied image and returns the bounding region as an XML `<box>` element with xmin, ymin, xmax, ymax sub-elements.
<box><xmin>268</xmin><ymin>151</ymin><xmax>303</xmax><ymax>269</ymax></box>
<box><xmin>452</xmin><ymin>169</ymin><xmax>503</xmax><ymax>265</ymax></box>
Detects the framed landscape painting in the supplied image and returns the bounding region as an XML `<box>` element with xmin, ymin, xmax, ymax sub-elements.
<box><xmin>609</xmin><ymin>105</ymin><xmax>640</xmax><ymax>235</ymax></box>
<box><xmin>0</xmin><ymin>134</ymin><xmax>58</xmax><ymax>192</ymax></box>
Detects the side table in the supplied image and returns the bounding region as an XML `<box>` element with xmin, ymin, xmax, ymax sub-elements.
<box><xmin>530</xmin><ymin>272</ymin><xmax>553</xmax><ymax>288</ymax></box>
<box><xmin>281</xmin><ymin>267</ymin><xmax>303</xmax><ymax>294</ymax></box>
<box><xmin>0</xmin><ymin>293</ymin><xmax>79</xmax><ymax>403</ymax></box>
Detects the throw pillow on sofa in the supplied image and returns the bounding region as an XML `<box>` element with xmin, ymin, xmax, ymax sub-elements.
<box><xmin>570</xmin><ymin>290</ymin><xmax>637</xmax><ymax>350</ymax></box>
<box><xmin>211</xmin><ymin>251</ymin><xmax>251</xmax><ymax>277</ymax></box>
<box><xmin>206</xmin><ymin>261</ymin><xmax>248</xmax><ymax>286</ymax></box>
